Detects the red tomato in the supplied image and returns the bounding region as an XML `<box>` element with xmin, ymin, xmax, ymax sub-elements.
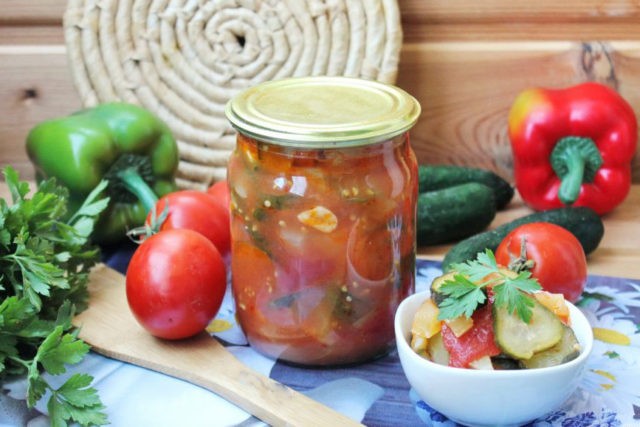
<box><xmin>495</xmin><ymin>222</ymin><xmax>587</xmax><ymax>302</ymax></box>
<box><xmin>126</xmin><ymin>229</ymin><xmax>227</xmax><ymax>339</ymax></box>
<box><xmin>148</xmin><ymin>190</ymin><xmax>231</xmax><ymax>255</ymax></box>
<box><xmin>441</xmin><ymin>303</ymin><xmax>501</xmax><ymax>368</ymax></box>
<box><xmin>207</xmin><ymin>180</ymin><xmax>231</xmax><ymax>209</ymax></box>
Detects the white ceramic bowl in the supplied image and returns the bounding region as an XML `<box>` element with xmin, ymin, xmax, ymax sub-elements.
<box><xmin>395</xmin><ymin>290</ymin><xmax>593</xmax><ymax>427</ymax></box>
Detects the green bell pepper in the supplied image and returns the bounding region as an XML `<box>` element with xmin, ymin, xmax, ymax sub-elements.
<box><xmin>26</xmin><ymin>102</ymin><xmax>179</xmax><ymax>244</ymax></box>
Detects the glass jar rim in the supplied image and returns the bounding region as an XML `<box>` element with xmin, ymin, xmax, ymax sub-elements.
<box><xmin>225</xmin><ymin>76</ymin><xmax>421</xmax><ymax>148</ymax></box>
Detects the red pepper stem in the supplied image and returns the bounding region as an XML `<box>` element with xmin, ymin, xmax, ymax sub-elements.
<box><xmin>117</xmin><ymin>168</ymin><xmax>158</xmax><ymax>212</ymax></box>
<box><xmin>550</xmin><ymin>136</ymin><xmax>603</xmax><ymax>205</ymax></box>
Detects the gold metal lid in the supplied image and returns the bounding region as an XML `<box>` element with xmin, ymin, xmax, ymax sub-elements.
<box><xmin>225</xmin><ymin>76</ymin><xmax>421</xmax><ymax>148</ymax></box>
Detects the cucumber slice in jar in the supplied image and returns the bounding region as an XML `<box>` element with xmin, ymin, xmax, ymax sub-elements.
<box><xmin>493</xmin><ymin>297</ymin><xmax>564</xmax><ymax>360</ymax></box>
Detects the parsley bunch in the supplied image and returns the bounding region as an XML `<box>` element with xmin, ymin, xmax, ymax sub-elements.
<box><xmin>437</xmin><ymin>250</ymin><xmax>542</xmax><ymax>323</ymax></box>
<box><xmin>0</xmin><ymin>167</ymin><xmax>110</xmax><ymax>426</ymax></box>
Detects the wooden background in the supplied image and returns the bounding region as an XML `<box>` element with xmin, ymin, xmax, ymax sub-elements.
<box><xmin>1</xmin><ymin>0</ymin><xmax>640</xmax><ymax>184</ymax></box>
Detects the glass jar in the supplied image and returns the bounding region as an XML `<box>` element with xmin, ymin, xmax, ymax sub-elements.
<box><xmin>225</xmin><ymin>76</ymin><xmax>421</xmax><ymax>366</ymax></box>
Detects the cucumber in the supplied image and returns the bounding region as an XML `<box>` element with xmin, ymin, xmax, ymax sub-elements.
<box><xmin>417</xmin><ymin>182</ymin><xmax>496</xmax><ymax>245</ymax></box>
<box><xmin>493</xmin><ymin>297</ymin><xmax>564</xmax><ymax>360</ymax></box>
<box><xmin>520</xmin><ymin>324</ymin><xmax>581</xmax><ymax>369</ymax></box>
<box><xmin>418</xmin><ymin>165</ymin><xmax>515</xmax><ymax>210</ymax></box>
<box><xmin>491</xmin><ymin>355</ymin><xmax>521</xmax><ymax>370</ymax></box>
<box><xmin>442</xmin><ymin>206</ymin><xmax>604</xmax><ymax>271</ymax></box>
<box><xmin>430</xmin><ymin>272</ymin><xmax>457</xmax><ymax>305</ymax></box>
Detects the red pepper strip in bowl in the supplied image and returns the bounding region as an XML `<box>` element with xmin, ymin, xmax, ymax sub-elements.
<box><xmin>508</xmin><ymin>82</ymin><xmax>637</xmax><ymax>215</ymax></box>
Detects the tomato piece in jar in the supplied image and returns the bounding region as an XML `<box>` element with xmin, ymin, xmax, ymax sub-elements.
<box><xmin>229</xmin><ymin>136</ymin><xmax>416</xmax><ymax>365</ymax></box>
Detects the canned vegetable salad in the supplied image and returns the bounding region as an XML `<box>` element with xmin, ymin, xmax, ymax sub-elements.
<box><xmin>225</xmin><ymin>76</ymin><xmax>421</xmax><ymax>366</ymax></box>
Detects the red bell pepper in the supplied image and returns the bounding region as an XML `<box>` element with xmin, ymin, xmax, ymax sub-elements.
<box><xmin>508</xmin><ymin>82</ymin><xmax>637</xmax><ymax>215</ymax></box>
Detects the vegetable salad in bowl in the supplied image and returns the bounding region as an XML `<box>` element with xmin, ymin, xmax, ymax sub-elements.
<box><xmin>394</xmin><ymin>252</ymin><xmax>594</xmax><ymax>426</ymax></box>
<box><xmin>411</xmin><ymin>250</ymin><xmax>582</xmax><ymax>370</ymax></box>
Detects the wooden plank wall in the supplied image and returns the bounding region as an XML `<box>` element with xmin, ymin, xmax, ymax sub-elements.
<box><xmin>1</xmin><ymin>0</ymin><xmax>639</xmax><ymax>183</ymax></box>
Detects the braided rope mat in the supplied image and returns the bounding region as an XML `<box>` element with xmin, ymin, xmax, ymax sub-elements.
<box><xmin>64</xmin><ymin>0</ymin><xmax>403</xmax><ymax>190</ymax></box>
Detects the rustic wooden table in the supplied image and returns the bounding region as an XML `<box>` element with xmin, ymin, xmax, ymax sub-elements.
<box><xmin>0</xmin><ymin>181</ymin><xmax>638</xmax><ymax>279</ymax></box>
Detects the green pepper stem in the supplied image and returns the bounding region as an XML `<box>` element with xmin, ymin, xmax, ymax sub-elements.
<box><xmin>117</xmin><ymin>168</ymin><xmax>158</xmax><ymax>212</ymax></box>
<box><xmin>550</xmin><ymin>136</ymin><xmax>603</xmax><ymax>205</ymax></box>
<box><xmin>558</xmin><ymin>148</ymin><xmax>587</xmax><ymax>204</ymax></box>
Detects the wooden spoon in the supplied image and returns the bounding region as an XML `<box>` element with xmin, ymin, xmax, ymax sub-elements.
<box><xmin>73</xmin><ymin>265</ymin><xmax>362</xmax><ymax>426</ymax></box>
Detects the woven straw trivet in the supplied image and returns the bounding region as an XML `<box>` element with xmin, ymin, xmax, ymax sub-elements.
<box><xmin>64</xmin><ymin>0</ymin><xmax>403</xmax><ymax>190</ymax></box>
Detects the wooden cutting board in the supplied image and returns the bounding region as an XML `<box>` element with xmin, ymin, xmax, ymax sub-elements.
<box><xmin>73</xmin><ymin>264</ymin><xmax>362</xmax><ymax>427</ymax></box>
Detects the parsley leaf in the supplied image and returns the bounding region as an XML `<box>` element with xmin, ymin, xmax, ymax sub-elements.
<box><xmin>35</xmin><ymin>326</ymin><xmax>90</xmax><ymax>375</ymax></box>
<box><xmin>437</xmin><ymin>274</ymin><xmax>487</xmax><ymax>319</ymax></box>
<box><xmin>48</xmin><ymin>373</ymin><xmax>108</xmax><ymax>427</ymax></box>
<box><xmin>437</xmin><ymin>249</ymin><xmax>541</xmax><ymax>322</ymax></box>
<box><xmin>492</xmin><ymin>270</ymin><xmax>541</xmax><ymax>323</ymax></box>
<box><xmin>0</xmin><ymin>167</ymin><xmax>109</xmax><ymax>426</ymax></box>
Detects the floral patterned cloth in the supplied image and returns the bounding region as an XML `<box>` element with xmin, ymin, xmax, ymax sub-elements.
<box><xmin>2</xmin><ymin>255</ymin><xmax>639</xmax><ymax>427</ymax></box>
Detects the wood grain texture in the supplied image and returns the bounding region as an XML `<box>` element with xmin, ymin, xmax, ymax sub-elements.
<box><xmin>0</xmin><ymin>25</ymin><xmax>64</xmax><ymax>44</ymax></box>
<box><xmin>0</xmin><ymin>0</ymin><xmax>66</xmax><ymax>24</ymax></box>
<box><xmin>1</xmin><ymin>1</ymin><xmax>640</xmax><ymax>184</ymax></box>
<box><xmin>0</xmin><ymin>46</ymin><xmax>82</xmax><ymax>180</ymax></box>
<box><xmin>396</xmin><ymin>41</ymin><xmax>640</xmax><ymax>182</ymax></box>
<box><xmin>74</xmin><ymin>265</ymin><xmax>363</xmax><ymax>427</ymax></box>
<box><xmin>402</xmin><ymin>22</ymin><xmax>640</xmax><ymax>43</ymax></box>
<box><xmin>398</xmin><ymin>0</ymin><xmax>640</xmax><ymax>42</ymax></box>
<box><xmin>7</xmin><ymin>0</ymin><xmax>640</xmax><ymax>26</ymax></box>
<box><xmin>398</xmin><ymin>0</ymin><xmax>640</xmax><ymax>23</ymax></box>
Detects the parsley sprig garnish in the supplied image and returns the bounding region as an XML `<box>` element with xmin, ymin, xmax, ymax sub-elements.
<box><xmin>437</xmin><ymin>250</ymin><xmax>542</xmax><ymax>323</ymax></box>
<box><xmin>0</xmin><ymin>167</ymin><xmax>109</xmax><ymax>426</ymax></box>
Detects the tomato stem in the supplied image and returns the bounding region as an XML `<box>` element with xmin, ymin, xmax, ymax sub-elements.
<box><xmin>507</xmin><ymin>237</ymin><xmax>535</xmax><ymax>273</ymax></box>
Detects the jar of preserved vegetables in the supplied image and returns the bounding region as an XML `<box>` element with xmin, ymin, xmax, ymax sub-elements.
<box><xmin>225</xmin><ymin>76</ymin><xmax>421</xmax><ymax>366</ymax></box>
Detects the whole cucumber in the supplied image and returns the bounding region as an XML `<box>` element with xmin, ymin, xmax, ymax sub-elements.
<box><xmin>441</xmin><ymin>206</ymin><xmax>604</xmax><ymax>271</ymax></box>
<box><xmin>417</xmin><ymin>182</ymin><xmax>496</xmax><ymax>245</ymax></box>
<box><xmin>418</xmin><ymin>165</ymin><xmax>515</xmax><ymax>210</ymax></box>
